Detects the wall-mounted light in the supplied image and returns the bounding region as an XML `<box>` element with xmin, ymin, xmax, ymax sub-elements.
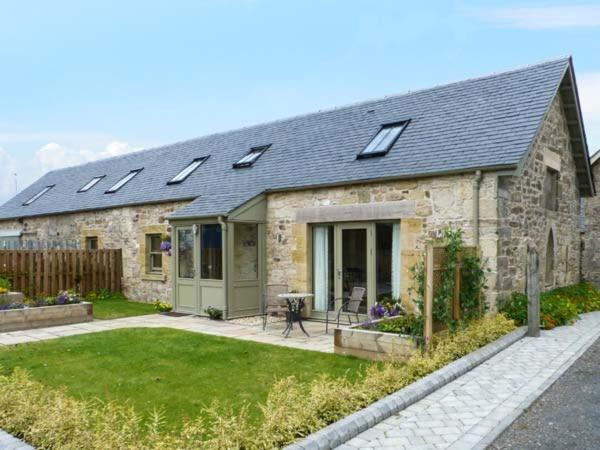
<box><xmin>192</xmin><ymin>224</ymin><xmax>198</xmax><ymax>235</ymax></box>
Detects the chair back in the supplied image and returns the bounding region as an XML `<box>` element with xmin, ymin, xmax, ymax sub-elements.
<box><xmin>347</xmin><ymin>287</ymin><xmax>366</xmax><ymax>313</ymax></box>
<box><xmin>264</xmin><ymin>284</ymin><xmax>288</xmax><ymax>308</ymax></box>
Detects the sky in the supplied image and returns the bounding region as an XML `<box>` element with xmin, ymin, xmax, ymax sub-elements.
<box><xmin>1</xmin><ymin>0</ymin><xmax>600</xmax><ymax>203</ymax></box>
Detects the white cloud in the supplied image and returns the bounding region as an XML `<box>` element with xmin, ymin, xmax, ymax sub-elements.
<box><xmin>0</xmin><ymin>148</ymin><xmax>19</xmax><ymax>204</ymax></box>
<box><xmin>34</xmin><ymin>141</ymin><xmax>139</xmax><ymax>175</ymax></box>
<box><xmin>484</xmin><ymin>5</ymin><xmax>600</xmax><ymax>29</ymax></box>
<box><xmin>578</xmin><ymin>72</ymin><xmax>600</xmax><ymax>154</ymax></box>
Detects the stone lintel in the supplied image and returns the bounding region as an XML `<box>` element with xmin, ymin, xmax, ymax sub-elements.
<box><xmin>295</xmin><ymin>200</ymin><xmax>416</xmax><ymax>224</ymax></box>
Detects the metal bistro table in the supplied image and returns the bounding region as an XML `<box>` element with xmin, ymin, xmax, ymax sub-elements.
<box><xmin>277</xmin><ymin>292</ymin><xmax>313</xmax><ymax>338</ymax></box>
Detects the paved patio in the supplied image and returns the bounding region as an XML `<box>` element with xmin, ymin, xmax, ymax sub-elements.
<box><xmin>0</xmin><ymin>313</ymin><xmax>334</xmax><ymax>352</ymax></box>
<box><xmin>337</xmin><ymin>311</ymin><xmax>600</xmax><ymax>450</ymax></box>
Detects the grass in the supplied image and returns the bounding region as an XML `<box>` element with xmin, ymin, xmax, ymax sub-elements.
<box><xmin>88</xmin><ymin>294</ymin><xmax>157</xmax><ymax>320</ymax></box>
<box><xmin>0</xmin><ymin>328</ymin><xmax>367</xmax><ymax>429</ymax></box>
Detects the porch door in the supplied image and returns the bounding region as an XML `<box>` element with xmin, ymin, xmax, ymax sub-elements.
<box><xmin>175</xmin><ymin>227</ymin><xmax>198</xmax><ymax>313</ymax></box>
<box><xmin>334</xmin><ymin>223</ymin><xmax>375</xmax><ymax>314</ymax></box>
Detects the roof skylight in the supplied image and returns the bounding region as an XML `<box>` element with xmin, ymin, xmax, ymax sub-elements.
<box><xmin>105</xmin><ymin>169</ymin><xmax>142</xmax><ymax>193</ymax></box>
<box><xmin>233</xmin><ymin>145</ymin><xmax>271</xmax><ymax>168</ymax></box>
<box><xmin>167</xmin><ymin>156</ymin><xmax>209</xmax><ymax>184</ymax></box>
<box><xmin>78</xmin><ymin>176</ymin><xmax>105</xmax><ymax>193</ymax></box>
<box><xmin>23</xmin><ymin>185</ymin><xmax>54</xmax><ymax>206</ymax></box>
<box><xmin>357</xmin><ymin>122</ymin><xmax>409</xmax><ymax>159</ymax></box>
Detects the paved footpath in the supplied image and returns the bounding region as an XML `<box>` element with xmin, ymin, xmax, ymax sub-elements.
<box><xmin>0</xmin><ymin>430</ymin><xmax>34</xmax><ymax>450</ymax></box>
<box><xmin>338</xmin><ymin>311</ymin><xmax>600</xmax><ymax>450</ymax></box>
<box><xmin>490</xmin><ymin>336</ymin><xmax>600</xmax><ymax>450</ymax></box>
<box><xmin>0</xmin><ymin>313</ymin><xmax>332</xmax><ymax>352</ymax></box>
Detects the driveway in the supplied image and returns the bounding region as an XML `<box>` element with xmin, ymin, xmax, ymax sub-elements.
<box><xmin>489</xmin><ymin>337</ymin><xmax>600</xmax><ymax>450</ymax></box>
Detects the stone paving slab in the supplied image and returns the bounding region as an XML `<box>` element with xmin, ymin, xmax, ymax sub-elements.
<box><xmin>0</xmin><ymin>430</ymin><xmax>34</xmax><ymax>450</ymax></box>
<box><xmin>336</xmin><ymin>311</ymin><xmax>600</xmax><ymax>450</ymax></box>
<box><xmin>0</xmin><ymin>313</ymin><xmax>333</xmax><ymax>353</ymax></box>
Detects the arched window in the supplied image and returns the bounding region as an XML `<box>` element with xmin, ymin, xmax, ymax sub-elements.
<box><xmin>546</xmin><ymin>230</ymin><xmax>554</xmax><ymax>285</ymax></box>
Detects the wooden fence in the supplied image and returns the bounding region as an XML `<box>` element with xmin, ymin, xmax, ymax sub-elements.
<box><xmin>0</xmin><ymin>249</ymin><xmax>123</xmax><ymax>297</ymax></box>
<box><xmin>424</xmin><ymin>244</ymin><xmax>479</xmax><ymax>346</ymax></box>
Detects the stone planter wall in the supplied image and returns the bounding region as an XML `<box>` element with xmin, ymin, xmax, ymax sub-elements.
<box><xmin>334</xmin><ymin>320</ymin><xmax>417</xmax><ymax>361</ymax></box>
<box><xmin>0</xmin><ymin>302</ymin><xmax>93</xmax><ymax>332</ymax></box>
<box><xmin>0</xmin><ymin>292</ymin><xmax>24</xmax><ymax>306</ymax></box>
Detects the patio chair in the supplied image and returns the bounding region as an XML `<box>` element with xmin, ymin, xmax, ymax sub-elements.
<box><xmin>325</xmin><ymin>286</ymin><xmax>366</xmax><ymax>334</ymax></box>
<box><xmin>263</xmin><ymin>284</ymin><xmax>289</xmax><ymax>330</ymax></box>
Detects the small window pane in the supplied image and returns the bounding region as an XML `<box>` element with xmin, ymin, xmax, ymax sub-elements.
<box><xmin>150</xmin><ymin>253</ymin><xmax>163</xmax><ymax>272</ymax></box>
<box><xmin>23</xmin><ymin>185</ymin><xmax>53</xmax><ymax>205</ymax></box>
<box><xmin>178</xmin><ymin>229</ymin><xmax>195</xmax><ymax>279</ymax></box>
<box><xmin>358</xmin><ymin>123</ymin><xmax>406</xmax><ymax>158</ymax></box>
<box><xmin>106</xmin><ymin>169</ymin><xmax>142</xmax><ymax>193</ymax></box>
<box><xmin>233</xmin><ymin>145</ymin><xmax>270</xmax><ymax>168</ymax></box>
<box><xmin>234</xmin><ymin>223</ymin><xmax>258</xmax><ymax>281</ymax></box>
<box><xmin>79</xmin><ymin>176</ymin><xmax>104</xmax><ymax>192</ymax></box>
<box><xmin>201</xmin><ymin>224</ymin><xmax>222</xmax><ymax>279</ymax></box>
<box><xmin>86</xmin><ymin>237</ymin><xmax>98</xmax><ymax>250</ymax></box>
<box><xmin>168</xmin><ymin>157</ymin><xmax>208</xmax><ymax>184</ymax></box>
<box><xmin>150</xmin><ymin>235</ymin><xmax>162</xmax><ymax>252</ymax></box>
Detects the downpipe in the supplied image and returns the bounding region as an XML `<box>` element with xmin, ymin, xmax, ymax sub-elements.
<box><xmin>473</xmin><ymin>170</ymin><xmax>482</xmax><ymax>247</ymax></box>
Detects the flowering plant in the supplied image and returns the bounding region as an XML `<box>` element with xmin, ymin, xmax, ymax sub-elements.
<box><xmin>160</xmin><ymin>234</ymin><xmax>172</xmax><ymax>256</ymax></box>
<box><xmin>369</xmin><ymin>297</ymin><xmax>404</xmax><ymax>320</ymax></box>
<box><xmin>205</xmin><ymin>305</ymin><xmax>223</xmax><ymax>320</ymax></box>
<box><xmin>154</xmin><ymin>300</ymin><xmax>173</xmax><ymax>312</ymax></box>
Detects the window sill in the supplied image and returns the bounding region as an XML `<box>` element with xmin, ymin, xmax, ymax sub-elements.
<box><xmin>142</xmin><ymin>273</ymin><xmax>166</xmax><ymax>282</ymax></box>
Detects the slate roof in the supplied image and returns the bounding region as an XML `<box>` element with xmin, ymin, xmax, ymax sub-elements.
<box><xmin>0</xmin><ymin>57</ymin><xmax>580</xmax><ymax>220</ymax></box>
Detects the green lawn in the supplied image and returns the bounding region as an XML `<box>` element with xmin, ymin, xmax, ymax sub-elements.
<box><xmin>0</xmin><ymin>328</ymin><xmax>367</xmax><ymax>428</ymax></box>
<box><xmin>90</xmin><ymin>297</ymin><xmax>157</xmax><ymax>319</ymax></box>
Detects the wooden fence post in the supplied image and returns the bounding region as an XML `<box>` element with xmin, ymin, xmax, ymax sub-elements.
<box><xmin>424</xmin><ymin>244</ymin><xmax>434</xmax><ymax>348</ymax></box>
<box><xmin>527</xmin><ymin>245</ymin><xmax>540</xmax><ymax>338</ymax></box>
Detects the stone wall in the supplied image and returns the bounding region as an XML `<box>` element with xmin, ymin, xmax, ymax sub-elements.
<box><xmin>581</xmin><ymin>162</ymin><xmax>600</xmax><ymax>286</ymax></box>
<box><xmin>496</xmin><ymin>92</ymin><xmax>582</xmax><ymax>300</ymax></box>
<box><xmin>0</xmin><ymin>201</ymin><xmax>189</xmax><ymax>301</ymax></box>
<box><xmin>265</xmin><ymin>172</ymin><xmax>499</xmax><ymax>309</ymax></box>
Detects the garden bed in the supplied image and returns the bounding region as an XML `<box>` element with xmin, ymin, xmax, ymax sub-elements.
<box><xmin>0</xmin><ymin>301</ymin><xmax>92</xmax><ymax>332</ymax></box>
<box><xmin>334</xmin><ymin>318</ymin><xmax>417</xmax><ymax>361</ymax></box>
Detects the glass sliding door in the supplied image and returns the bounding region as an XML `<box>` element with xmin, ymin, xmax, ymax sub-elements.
<box><xmin>312</xmin><ymin>225</ymin><xmax>334</xmax><ymax>312</ymax></box>
<box><xmin>336</xmin><ymin>224</ymin><xmax>373</xmax><ymax>315</ymax></box>
<box><xmin>375</xmin><ymin>222</ymin><xmax>401</xmax><ymax>301</ymax></box>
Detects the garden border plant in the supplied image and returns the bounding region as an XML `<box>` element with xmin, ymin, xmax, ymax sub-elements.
<box><xmin>0</xmin><ymin>314</ymin><xmax>516</xmax><ymax>449</ymax></box>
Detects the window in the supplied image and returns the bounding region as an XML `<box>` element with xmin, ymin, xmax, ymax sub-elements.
<box><xmin>233</xmin><ymin>144</ymin><xmax>270</xmax><ymax>168</ymax></box>
<box><xmin>78</xmin><ymin>176</ymin><xmax>105</xmax><ymax>192</ymax></box>
<box><xmin>177</xmin><ymin>229</ymin><xmax>195</xmax><ymax>279</ymax></box>
<box><xmin>23</xmin><ymin>185</ymin><xmax>54</xmax><ymax>206</ymax></box>
<box><xmin>544</xmin><ymin>168</ymin><xmax>559</xmax><ymax>211</ymax></box>
<box><xmin>201</xmin><ymin>224</ymin><xmax>222</xmax><ymax>279</ymax></box>
<box><xmin>146</xmin><ymin>234</ymin><xmax>163</xmax><ymax>273</ymax></box>
<box><xmin>233</xmin><ymin>223</ymin><xmax>258</xmax><ymax>281</ymax></box>
<box><xmin>546</xmin><ymin>230</ymin><xmax>554</xmax><ymax>286</ymax></box>
<box><xmin>86</xmin><ymin>237</ymin><xmax>98</xmax><ymax>250</ymax></box>
<box><xmin>357</xmin><ymin>122</ymin><xmax>409</xmax><ymax>159</ymax></box>
<box><xmin>105</xmin><ymin>169</ymin><xmax>142</xmax><ymax>193</ymax></box>
<box><xmin>167</xmin><ymin>157</ymin><xmax>209</xmax><ymax>184</ymax></box>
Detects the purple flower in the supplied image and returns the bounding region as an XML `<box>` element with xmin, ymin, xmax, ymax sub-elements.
<box><xmin>56</xmin><ymin>292</ymin><xmax>69</xmax><ymax>304</ymax></box>
<box><xmin>370</xmin><ymin>303</ymin><xmax>387</xmax><ymax>320</ymax></box>
<box><xmin>160</xmin><ymin>241</ymin><xmax>172</xmax><ymax>253</ymax></box>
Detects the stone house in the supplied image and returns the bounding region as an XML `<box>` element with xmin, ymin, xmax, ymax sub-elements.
<box><xmin>581</xmin><ymin>150</ymin><xmax>600</xmax><ymax>286</ymax></box>
<box><xmin>0</xmin><ymin>57</ymin><xmax>593</xmax><ymax>318</ymax></box>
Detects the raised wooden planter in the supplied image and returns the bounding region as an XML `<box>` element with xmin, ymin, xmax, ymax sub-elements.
<box><xmin>334</xmin><ymin>319</ymin><xmax>417</xmax><ymax>361</ymax></box>
<box><xmin>0</xmin><ymin>302</ymin><xmax>93</xmax><ymax>332</ymax></box>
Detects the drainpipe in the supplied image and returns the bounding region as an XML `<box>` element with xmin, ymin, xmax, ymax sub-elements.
<box><xmin>218</xmin><ymin>216</ymin><xmax>229</xmax><ymax>318</ymax></box>
<box><xmin>473</xmin><ymin>170</ymin><xmax>482</xmax><ymax>247</ymax></box>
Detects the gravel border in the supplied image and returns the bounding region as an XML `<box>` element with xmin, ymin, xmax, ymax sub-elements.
<box><xmin>285</xmin><ymin>327</ymin><xmax>527</xmax><ymax>450</ymax></box>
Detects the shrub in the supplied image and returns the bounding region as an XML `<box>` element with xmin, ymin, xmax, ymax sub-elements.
<box><xmin>205</xmin><ymin>306</ymin><xmax>223</xmax><ymax>320</ymax></box>
<box><xmin>0</xmin><ymin>315</ymin><xmax>515</xmax><ymax>449</ymax></box>
<box><xmin>499</xmin><ymin>282</ymin><xmax>600</xmax><ymax>329</ymax></box>
<box><xmin>373</xmin><ymin>314</ymin><xmax>422</xmax><ymax>337</ymax></box>
<box><xmin>154</xmin><ymin>300</ymin><xmax>173</xmax><ymax>313</ymax></box>
<box><xmin>86</xmin><ymin>289</ymin><xmax>127</xmax><ymax>302</ymax></box>
<box><xmin>0</xmin><ymin>277</ymin><xmax>11</xmax><ymax>294</ymax></box>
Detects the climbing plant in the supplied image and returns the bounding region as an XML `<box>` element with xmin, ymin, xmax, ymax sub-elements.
<box><xmin>409</xmin><ymin>226</ymin><xmax>488</xmax><ymax>331</ymax></box>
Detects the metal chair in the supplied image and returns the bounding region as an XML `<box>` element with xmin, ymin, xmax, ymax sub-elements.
<box><xmin>263</xmin><ymin>284</ymin><xmax>289</xmax><ymax>330</ymax></box>
<box><xmin>325</xmin><ymin>286</ymin><xmax>366</xmax><ymax>334</ymax></box>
